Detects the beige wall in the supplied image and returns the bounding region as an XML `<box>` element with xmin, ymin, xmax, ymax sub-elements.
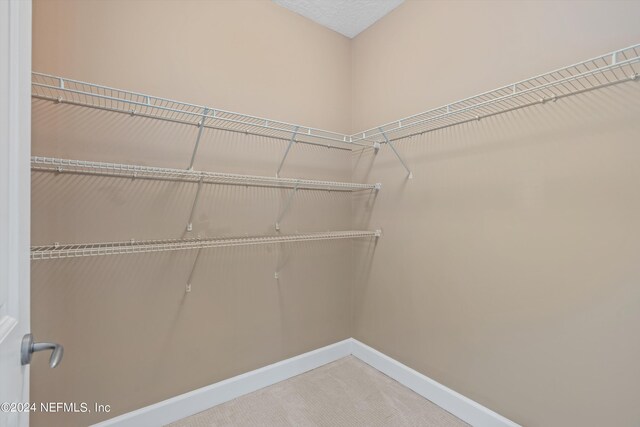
<box><xmin>31</xmin><ymin>1</ymin><xmax>354</xmax><ymax>426</ymax></box>
<box><xmin>351</xmin><ymin>0</ymin><xmax>640</xmax><ymax>131</ymax></box>
<box><xmin>34</xmin><ymin>0</ymin><xmax>352</xmax><ymax>133</ymax></box>
<box><xmin>351</xmin><ymin>1</ymin><xmax>640</xmax><ymax>426</ymax></box>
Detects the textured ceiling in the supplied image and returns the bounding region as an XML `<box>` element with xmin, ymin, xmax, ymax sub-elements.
<box><xmin>273</xmin><ymin>0</ymin><xmax>404</xmax><ymax>39</ymax></box>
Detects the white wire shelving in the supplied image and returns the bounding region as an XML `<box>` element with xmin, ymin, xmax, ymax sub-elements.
<box><xmin>30</xmin><ymin>230</ymin><xmax>381</xmax><ymax>260</ymax></box>
<box><xmin>351</xmin><ymin>44</ymin><xmax>640</xmax><ymax>144</ymax></box>
<box><xmin>32</xmin><ymin>44</ymin><xmax>640</xmax><ymax>150</ymax></box>
<box><xmin>31</xmin><ymin>156</ymin><xmax>381</xmax><ymax>192</ymax></box>
<box><xmin>31</xmin><ymin>72</ymin><xmax>369</xmax><ymax>150</ymax></box>
<box><xmin>31</xmin><ymin>44</ymin><xmax>639</xmax><ymax>261</ymax></box>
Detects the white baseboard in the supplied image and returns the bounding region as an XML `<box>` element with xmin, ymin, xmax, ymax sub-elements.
<box><xmin>350</xmin><ymin>339</ymin><xmax>520</xmax><ymax>427</ymax></box>
<box><xmin>94</xmin><ymin>338</ymin><xmax>519</xmax><ymax>427</ymax></box>
<box><xmin>92</xmin><ymin>339</ymin><xmax>352</xmax><ymax>427</ymax></box>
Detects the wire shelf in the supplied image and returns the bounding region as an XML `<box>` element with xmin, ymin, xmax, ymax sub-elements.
<box><xmin>31</xmin><ymin>72</ymin><xmax>367</xmax><ymax>149</ymax></box>
<box><xmin>32</xmin><ymin>44</ymin><xmax>640</xmax><ymax>148</ymax></box>
<box><xmin>31</xmin><ymin>156</ymin><xmax>381</xmax><ymax>192</ymax></box>
<box><xmin>30</xmin><ymin>230</ymin><xmax>381</xmax><ymax>260</ymax></box>
<box><xmin>352</xmin><ymin>44</ymin><xmax>640</xmax><ymax>143</ymax></box>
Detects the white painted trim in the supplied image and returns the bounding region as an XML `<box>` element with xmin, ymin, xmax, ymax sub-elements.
<box><xmin>0</xmin><ymin>316</ymin><xmax>17</xmax><ymax>343</ymax></box>
<box><xmin>0</xmin><ymin>1</ymin><xmax>31</xmax><ymax>426</ymax></box>
<box><xmin>350</xmin><ymin>339</ymin><xmax>521</xmax><ymax>427</ymax></box>
<box><xmin>92</xmin><ymin>339</ymin><xmax>352</xmax><ymax>427</ymax></box>
<box><xmin>94</xmin><ymin>338</ymin><xmax>519</xmax><ymax>427</ymax></box>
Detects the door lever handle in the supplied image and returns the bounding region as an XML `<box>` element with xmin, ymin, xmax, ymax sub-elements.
<box><xmin>21</xmin><ymin>333</ymin><xmax>64</xmax><ymax>368</ymax></box>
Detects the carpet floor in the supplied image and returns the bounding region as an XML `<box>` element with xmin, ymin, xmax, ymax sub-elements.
<box><xmin>168</xmin><ymin>356</ymin><xmax>468</xmax><ymax>427</ymax></box>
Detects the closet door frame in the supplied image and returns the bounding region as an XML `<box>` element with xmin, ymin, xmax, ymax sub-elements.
<box><xmin>0</xmin><ymin>0</ymin><xmax>32</xmax><ymax>426</ymax></box>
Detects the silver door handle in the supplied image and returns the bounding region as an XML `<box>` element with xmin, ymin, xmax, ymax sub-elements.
<box><xmin>21</xmin><ymin>333</ymin><xmax>64</xmax><ymax>368</ymax></box>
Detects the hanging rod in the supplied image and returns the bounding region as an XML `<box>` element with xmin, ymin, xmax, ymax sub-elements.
<box><xmin>31</xmin><ymin>156</ymin><xmax>381</xmax><ymax>192</ymax></box>
<box><xmin>351</xmin><ymin>43</ymin><xmax>640</xmax><ymax>144</ymax></box>
<box><xmin>31</xmin><ymin>72</ymin><xmax>371</xmax><ymax>150</ymax></box>
<box><xmin>30</xmin><ymin>230</ymin><xmax>381</xmax><ymax>260</ymax></box>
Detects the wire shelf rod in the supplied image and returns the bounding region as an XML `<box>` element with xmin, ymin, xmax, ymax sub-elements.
<box><xmin>32</xmin><ymin>45</ymin><xmax>639</xmax><ymax>148</ymax></box>
<box><xmin>377</xmin><ymin>74</ymin><xmax>635</xmax><ymax>144</ymax></box>
<box><xmin>31</xmin><ymin>156</ymin><xmax>381</xmax><ymax>192</ymax></box>
<box><xmin>32</xmin><ymin>93</ymin><xmax>354</xmax><ymax>151</ymax></box>
<box><xmin>359</xmin><ymin>59</ymin><xmax>638</xmax><ymax>142</ymax></box>
<box><xmin>32</xmin><ymin>72</ymin><xmax>367</xmax><ymax>149</ymax></box>
<box><xmin>30</xmin><ymin>230</ymin><xmax>381</xmax><ymax>260</ymax></box>
<box><xmin>351</xmin><ymin>44</ymin><xmax>640</xmax><ymax>143</ymax></box>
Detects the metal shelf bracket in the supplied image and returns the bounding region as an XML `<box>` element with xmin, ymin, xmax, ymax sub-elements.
<box><xmin>275</xmin><ymin>181</ymin><xmax>300</xmax><ymax>231</ymax></box>
<box><xmin>186</xmin><ymin>175</ymin><xmax>204</xmax><ymax>232</ymax></box>
<box><xmin>379</xmin><ymin>128</ymin><xmax>413</xmax><ymax>179</ymax></box>
<box><xmin>188</xmin><ymin>107</ymin><xmax>211</xmax><ymax>170</ymax></box>
<box><xmin>276</xmin><ymin>126</ymin><xmax>300</xmax><ymax>178</ymax></box>
<box><xmin>185</xmin><ymin>245</ymin><xmax>203</xmax><ymax>293</ymax></box>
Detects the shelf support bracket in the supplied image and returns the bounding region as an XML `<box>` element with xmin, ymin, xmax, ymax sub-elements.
<box><xmin>275</xmin><ymin>181</ymin><xmax>300</xmax><ymax>231</ymax></box>
<box><xmin>186</xmin><ymin>175</ymin><xmax>204</xmax><ymax>232</ymax></box>
<box><xmin>185</xmin><ymin>246</ymin><xmax>203</xmax><ymax>293</ymax></box>
<box><xmin>276</xmin><ymin>126</ymin><xmax>300</xmax><ymax>178</ymax></box>
<box><xmin>188</xmin><ymin>107</ymin><xmax>210</xmax><ymax>170</ymax></box>
<box><xmin>379</xmin><ymin>128</ymin><xmax>412</xmax><ymax>179</ymax></box>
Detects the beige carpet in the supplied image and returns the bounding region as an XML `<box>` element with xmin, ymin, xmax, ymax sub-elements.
<box><xmin>168</xmin><ymin>356</ymin><xmax>468</xmax><ymax>427</ymax></box>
